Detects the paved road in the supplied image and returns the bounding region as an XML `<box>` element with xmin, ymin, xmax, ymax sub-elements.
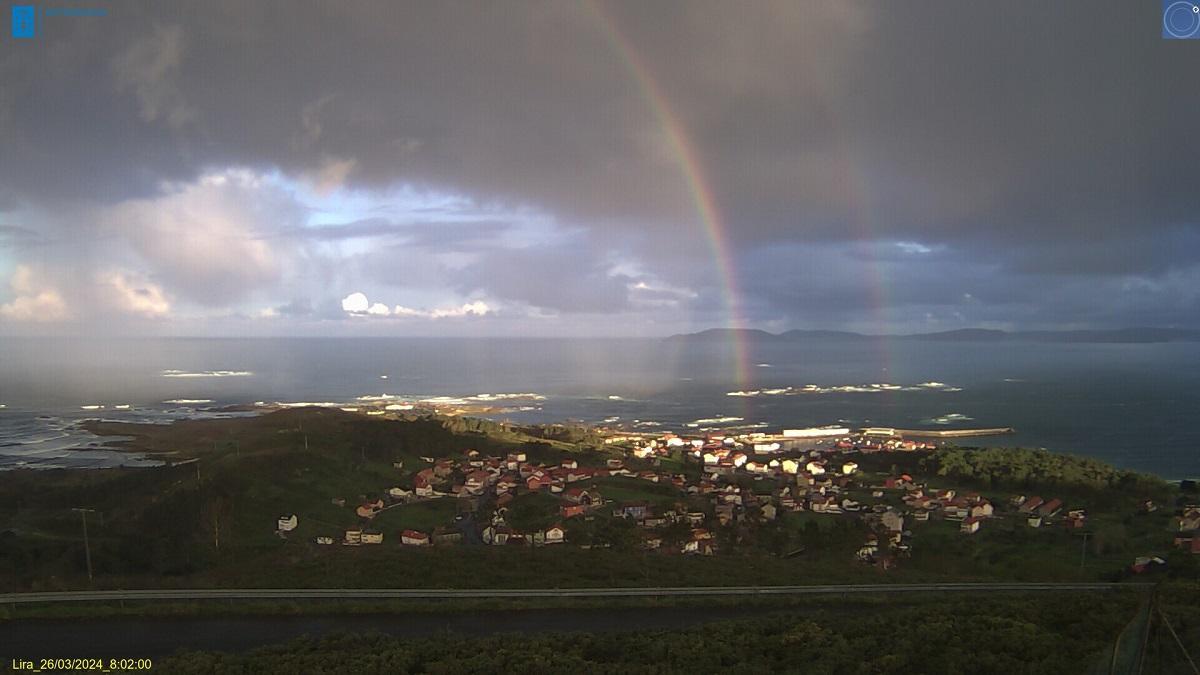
<box><xmin>0</xmin><ymin>582</ymin><xmax>1152</xmax><ymax>604</ymax></box>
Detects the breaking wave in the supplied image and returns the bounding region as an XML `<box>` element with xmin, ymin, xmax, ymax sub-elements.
<box><xmin>923</xmin><ymin>413</ymin><xmax>975</xmax><ymax>425</ymax></box>
<box><xmin>727</xmin><ymin>382</ymin><xmax>962</xmax><ymax>397</ymax></box>
<box><xmin>161</xmin><ymin>369</ymin><xmax>253</xmax><ymax>378</ymax></box>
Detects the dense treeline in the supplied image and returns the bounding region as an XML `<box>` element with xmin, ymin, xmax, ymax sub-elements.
<box><xmin>924</xmin><ymin>447</ymin><xmax>1171</xmax><ymax>500</ymax></box>
<box><xmin>158</xmin><ymin>594</ymin><xmax>1138</xmax><ymax>674</ymax></box>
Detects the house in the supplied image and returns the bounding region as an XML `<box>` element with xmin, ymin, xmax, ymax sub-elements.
<box><xmin>464</xmin><ymin>470</ymin><xmax>491</xmax><ymax>495</ymax></box>
<box><xmin>1037</xmin><ymin>499</ymin><xmax>1064</xmax><ymax>518</ymax></box>
<box><xmin>401</xmin><ymin>529</ymin><xmax>430</xmax><ymax>546</ymax></box>
<box><xmin>414</xmin><ymin>469</ymin><xmax>438</xmax><ymax>497</ymax></box>
<box><xmin>277</xmin><ymin>514</ymin><xmax>298</xmax><ymax>532</ymax></box>
<box><xmin>618</xmin><ymin>502</ymin><xmax>651</xmax><ymax>520</ymax></box>
<box><xmin>526</xmin><ymin>473</ymin><xmax>553</xmax><ymax>492</ymax></box>
<box><xmin>1028</xmin><ymin>516</ymin><xmax>1043</xmax><ymax>528</ymax></box>
<box><xmin>841</xmin><ymin>461</ymin><xmax>858</xmax><ymax>475</ymax></box>
<box><xmin>761</xmin><ymin>503</ymin><xmax>778</xmax><ymax>521</ymax></box>
<box><xmin>1177</xmin><ymin>510</ymin><xmax>1200</xmax><ymax>532</ymax></box>
<box><xmin>482</xmin><ymin>525</ymin><xmax>512</xmax><ymax>546</ymax></box>
<box><xmin>805</xmin><ymin>460</ymin><xmax>827</xmax><ymax>476</ymax></box>
<box><xmin>388</xmin><ymin>487</ymin><xmax>412</xmax><ymax>500</ymax></box>
<box><xmin>560</xmin><ymin>504</ymin><xmax>586</xmax><ymax>519</ymax></box>
<box><xmin>544</xmin><ymin>524</ymin><xmax>566</xmax><ymax>544</ymax></box>
<box><xmin>432</xmin><ymin>527</ymin><xmax>462</xmax><ymax>545</ymax></box>
<box><xmin>641</xmin><ymin>535</ymin><xmax>663</xmax><ymax>550</ymax></box>
<box><xmin>361</xmin><ymin>531</ymin><xmax>384</xmax><ymax>545</ymax></box>
<box><xmin>344</xmin><ymin>529</ymin><xmax>363</xmax><ymax>545</ymax></box>
<box><xmin>913</xmin><ymin>509</ymin><xmax>930</xmax><ymax>522</ymax></box>
<box><xmin>561</xmin><ymin>458</ymin><xmax>579</xmax><ymax>470</ymax></box>
<box><xmin>606</xmin><ymin>458</ymin><xmax>625</xmax><ymax>469</ymax></box>
<box><xmin>315</xmin><ymin>536</ymin><xmax>334</xmax><ymax>545</ymax></box>
<box><xmin>1131</xmin><ymin>556</ymin><xmax>1167</xmax><ymax>574</ymax></box>
<box><xmin>563</xmin><ymin>487</ymin><xmax>600</xmax><ymax>506</ymax></box>
<box><xmin>943</xmin><ymin>499</ymin><xmax>969</xmax><ymax>521</ymax></box>
<box><xmin>1018</xmin><ymin>496</ymin><xmax>1044</xmax><ymax>513</ymax></box>
<box><xmin>781</xmin><ymin>459</ymin><xmax>801</xmax><ymax>475</ymax></box>
<box><xmin>960</xmin><ymin>516</ymin><xmax>981</xmax><ymax>534</ymax></box>
<box><xmin>565</xmin><ymin>469</ymin><xmax>592</xmax><ymax>483</ymax></box>
<box><xmin>969</xmin><ymin>502</ymin><xmax>994</xmax><ymax>519</ymax></box>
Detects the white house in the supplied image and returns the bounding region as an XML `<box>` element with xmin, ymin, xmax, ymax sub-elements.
<box><xmin>544</xmin><ymin>524</ymin><xmax>566</xmax><ymax>544</ymax></box>
<box><xmin>277</xmin><ymin>514</ymin><xmax>298</xmax><ymax>532</ymax></box>
<box><xmin>401</xmin><ymin>529</ymin><xmax>430</xmax><ymax>546</ymax></box>
<box><xmin>841</xmin><ymin>461</ymin><xmax>859</xmax><ymax>475</ymax></box>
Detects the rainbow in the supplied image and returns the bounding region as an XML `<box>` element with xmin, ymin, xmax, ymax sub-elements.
<box><xmin>585</xmin><ymin>1</ymin><xmax>753</xmax><ymax>390</ymax></box>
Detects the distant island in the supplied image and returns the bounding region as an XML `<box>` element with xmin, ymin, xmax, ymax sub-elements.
<box><xmin>667</xmin><ymin>327</ymin><xmax>1200</xmax><ymax>344</ymax></box>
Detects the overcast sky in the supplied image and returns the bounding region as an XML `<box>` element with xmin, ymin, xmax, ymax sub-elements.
<box><xmin>0</xmin><ymin>1</ymin><xmax>1197</xmax><ymax>336</ymax></box>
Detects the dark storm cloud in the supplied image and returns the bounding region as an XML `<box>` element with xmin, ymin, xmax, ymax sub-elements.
<box><xmin>0</xmin><ymin>0</ymin><xmax>1197</xmax><ymax>331</ymax></box>
<box><xmin>453</xmin><ymin>238</ymin><xmax>635</xmax><ymax>314</ymax></box>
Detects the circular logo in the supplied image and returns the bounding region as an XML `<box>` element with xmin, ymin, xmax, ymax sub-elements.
<box><xmin>1164</xmin><ymin>1</ymin><xmax>1200</xmax><ymax>38</ymax></box>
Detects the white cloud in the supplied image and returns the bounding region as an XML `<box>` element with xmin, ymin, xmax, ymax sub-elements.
<box><xmin>341</xmin><ymin>291</ymin><xmax>370</xmax><ymax>313</ymax></box>
<box><xmin>100</xmin><ymin>271</ymin><xmax>170</xmax><ymax>317</ymax></box>
<box><xmin>431</xmin><ymin>301</ymin><xmax>491</xmax><ymax>318</ymax></box>
<box><xmin>343</xmin><ymin>291</ymin><xmax>489</xmax><ymax>319</ymax></box>
<box><xmin>397</xmin><ymin>300</ymin><xmax>491</xmax><ymax>319</ymax></box>
<box><xmin>102</xmin><ymin>169</ymin><xmax>287</xmax><ymax>305</ymax></box>
<box><xmin>0</xmin><ymin>265</ymin><xmax>68</xmax><ymax>322</ymax></box>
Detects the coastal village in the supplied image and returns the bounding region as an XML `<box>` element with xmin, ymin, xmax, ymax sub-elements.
<box><xmin>267</xmin><ymin>423</ymin><xmax>1166</xmax><ymax>571</ymax></box>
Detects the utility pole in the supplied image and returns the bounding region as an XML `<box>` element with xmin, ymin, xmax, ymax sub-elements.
<box><xmin>71</xmin><ymin>508</ymin><xmax>96</xmax><ymax>584</ymax></box>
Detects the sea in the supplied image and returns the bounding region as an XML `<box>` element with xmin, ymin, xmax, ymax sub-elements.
<box><xmin>0</xmin><ymin>337</ymin><xmax>1197</xmax><ymax>479</ymax></box>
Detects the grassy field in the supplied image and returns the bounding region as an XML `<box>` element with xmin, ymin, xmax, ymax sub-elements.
<box><xmin>0</xmin><ymin>407</ymin><xmax>1192</xmax><ymax>603</ymax></box>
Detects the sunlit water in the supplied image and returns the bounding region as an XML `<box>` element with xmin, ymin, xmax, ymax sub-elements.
<box><xmin>0</xmin><ymin>337</ymin><xmax>1197</xmax><ymax>478</ymax></box>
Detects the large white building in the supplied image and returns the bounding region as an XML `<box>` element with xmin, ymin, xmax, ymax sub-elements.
<box><xmin>782</xmin><ymin>426</ymin><xmax>850</xmax><ymax>438</ymax></box>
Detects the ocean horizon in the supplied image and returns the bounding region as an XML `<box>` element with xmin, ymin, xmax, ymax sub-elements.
<box><xmin>1</xmin><ymin>336</ymin><xmax>1198</xmax><ymax>479</ymax></box>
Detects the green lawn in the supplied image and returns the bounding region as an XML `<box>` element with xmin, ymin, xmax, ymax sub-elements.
<box><xmin>591</xmin><ymin>476</ymin><xmax>680</xmax><ymax>506</ymax></box>
<box><xmin>365</xmin><ymin>499</ymin><xmax>457</xmax><ymax>534</ymax></box>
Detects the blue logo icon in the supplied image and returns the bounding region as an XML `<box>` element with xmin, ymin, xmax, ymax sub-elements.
<box><xmin>11</xmin><ymin>5</ymin><xmax>36</xmax><ymax>38</ymax></box>
<box><xmin>1164</xmin><ymin>0</ymin><xmax>1200</xmax><ymax>39</ymax></box>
